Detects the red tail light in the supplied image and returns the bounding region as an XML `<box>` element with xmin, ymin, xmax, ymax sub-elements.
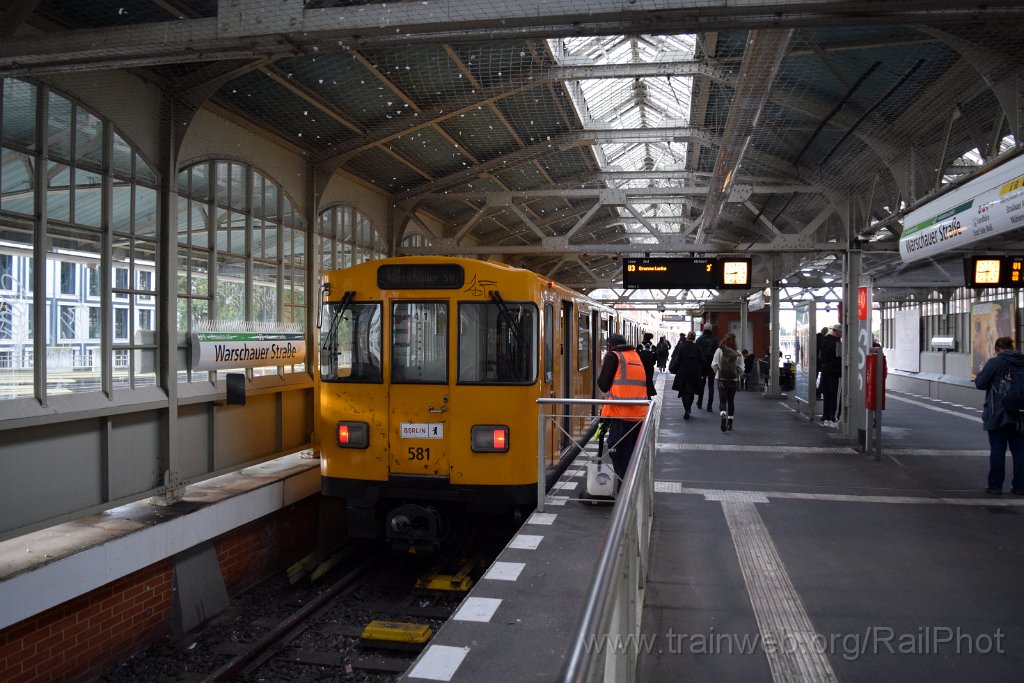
<box><xmin>472</xmin><ymin>425</ymin><xmax>509</xmax><ymax>453</ymax></box>
<box><xmin>335</xmin><ymin>421</ymin><xmax>369</xmax><ymax>448</ymax></box>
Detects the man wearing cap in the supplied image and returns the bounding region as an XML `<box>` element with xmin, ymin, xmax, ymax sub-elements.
<box><xmin>819</xmin><ymin>324</ymin><xmax>843</xmax><ymax>426</ymax></box>
<box><xmin>597</xmin><ymin>333</ymin><xmax>652</xmax><ymax>483</ymax></box>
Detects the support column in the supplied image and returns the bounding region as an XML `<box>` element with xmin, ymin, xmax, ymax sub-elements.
<box><xmin>154</xmin><ymin>93</ymin><xmax>183</xmax><ymax>505</ymax></box>
<box><xmin>739</xmin><ymin>300</ymin><xmax>749</xmax><ymax>354</ymax></box>
<box><xmin>768</xmin><ymin>280</ymin><xmax>781</xmax><ymax>398</ymax></box>
<box><xmin>841</xmin><ymin>248</ymin><xmax>868</xmax><ymax>445</ymax></box>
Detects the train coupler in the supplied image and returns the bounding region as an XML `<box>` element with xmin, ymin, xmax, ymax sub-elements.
<box><xmin>386</xmin><ymin>504</ymin><xmax>443</xmax><ymax>554</ymax></box>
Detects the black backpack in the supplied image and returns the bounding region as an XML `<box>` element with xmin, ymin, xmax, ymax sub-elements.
<box><xmin>695</xmin><ymin>334</ymin><xmax>717</xmax><ymax>364</ymax></box>
<box><xmin>638</xmin><ymin>342</ymin><xmax>656</xmax><ymax>369</ymax></box>
<box><xmin>996</xmin><ymin>363</ymin><xmax>1024</xmax><ymax>415</ymax></box>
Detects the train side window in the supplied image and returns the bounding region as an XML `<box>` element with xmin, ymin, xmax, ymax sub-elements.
<box><xmin>457</xmin><ymin>301</ymin><xmax>537</xmax><ymax>385</ymax></box>
<box><xmin>543</xmin><ymin>302</ymin><xmax>554</xmax><ymax>382</ymax></box>
<box><xmin>392</xmin><ymin>301</ymin><xmax>448</xmax><ymax>383</ymax></box>
<box><xmin>577</xmin><ymin>311</ymin><xmax>590</xmax><ymax>371</ymax></box>
<box><xmin>319</xmin><ymin>301</ymin><xmax>382</xmax><ymax>383</ymax></box>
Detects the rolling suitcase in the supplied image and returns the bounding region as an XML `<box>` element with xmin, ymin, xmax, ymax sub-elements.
<box><xmin>585</xmin><ymin>421</ymin><xmax>616</xmax><ymax>498</ymax></box>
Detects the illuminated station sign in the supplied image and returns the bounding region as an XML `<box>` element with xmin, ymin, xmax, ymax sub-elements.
<box><xmin>622</xmin><ymin>257</ymin><xmax>753</xmax><ymax>290</ymax></box>
<box><xmin>964</xmin><ymin>256</ymin><xmax>1024</xmax><ymax>288</ymax></box>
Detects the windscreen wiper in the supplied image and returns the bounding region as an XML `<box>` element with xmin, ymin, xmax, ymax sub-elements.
<box><xmin>321</xmin><ymin>291</ymin><xmax>355</xmax><ymax>359</ymax></box>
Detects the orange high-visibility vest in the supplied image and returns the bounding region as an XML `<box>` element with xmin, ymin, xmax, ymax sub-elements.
<box><xmin>601</xmin><ymin>350</ymin><xmax>649</xmax><ymax>421</ymax></box>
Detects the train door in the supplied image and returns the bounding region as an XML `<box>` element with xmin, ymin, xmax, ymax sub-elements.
<box><xmin>560</xmin><ymin>299</ymin><xmax>574</xmax><ymax>449</ymax></box>
<box><xmin>388</xmin><ymin>300</ymin><xmax>452</xmax><ymax>477</ymax></box>
<box><xmin>542</xmin><ymin>299</ymin><xmax>558</xmax><ymax>465</ymax></box>
<box><xmin>591</xmin><ymin>311</ymin><xmax>603</xmax><ymax>398</ymax></box>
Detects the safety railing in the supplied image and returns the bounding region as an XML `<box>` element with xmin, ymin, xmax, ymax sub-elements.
<box><xmin>537</xmin><ymin>396</ymin><xmax>660</xmax><ymax>683</ymax></box>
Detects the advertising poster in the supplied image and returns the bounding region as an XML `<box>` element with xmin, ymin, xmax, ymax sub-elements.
<box><xmin>794</xmin><ymin>303</ymin><xmax>814</xmax><ymax>405</ymax></box>
<box><xmin>970</xmin><ymin>299</ymin><xmax>1015</xmax><ymax>379</ymax></box>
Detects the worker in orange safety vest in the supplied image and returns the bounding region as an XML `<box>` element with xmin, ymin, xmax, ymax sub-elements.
<box><xmin>597</xmin><ymin>333</ymin><xmax>652</xmax><ymax>483</ymax></box>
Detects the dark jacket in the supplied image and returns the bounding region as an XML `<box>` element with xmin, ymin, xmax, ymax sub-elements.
<box><xmin>637</xmin><ymin>341</ymin><xmax>658</xmax><ymax>396</ymax></box>
<box><xmin>669</xmin><ymin>339</ymin><xmax>704</xmax><ymax>395</ymax></box>
<box><xmin>819</xmin><ymin>332</ymin><xmax>842</xmax><ymax>376</ymax></box>
<box><xmin>599</xmin><ymin>343</ymin><xmax>655</xmax><ymax>398</ymax></box>
<box><xmin>975</xmin><ymin>350</ymin><xmax>1024</xmax><ymax>430</ymax></box>
<box><xmin>656</xmin><ymin>338</ymin><xmax>671</xmax><ymax>366</ymax></box>
<box><xmin>694</xmin><ymin>330</ymin><xmax>719</xmax><ymax>369</ymax></box>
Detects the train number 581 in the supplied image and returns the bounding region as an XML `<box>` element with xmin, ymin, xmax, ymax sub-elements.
<box><xmin>408</xmin><ymin>447</ymin><xmax>431</xmax><ymax>461</ymax></box>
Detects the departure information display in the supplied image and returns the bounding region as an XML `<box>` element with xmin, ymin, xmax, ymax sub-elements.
<box><xmin>622</xmin><ymin>257</ymin><xmax>753</xmax><ymax>289</ymax></box>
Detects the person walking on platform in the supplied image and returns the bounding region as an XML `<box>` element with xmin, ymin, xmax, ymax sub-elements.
<box><xmin>974</xmin><ymin>336</ymin><xmax>1024</xmax><ymax>495</ymax></box>
<box><xmin>711</xmin><ymin>333</ymin><xmax>744</xmax><ymax>431</ymax></box>
<box><xmin>637</xmin><ymin>332</ymin><xmax>658</xmax><ymax>397</ymax></box>
<box><xmin>816</xmin><ymin>326</ymin><xmax>829</xmax><ymax>399</ymax></box>
<box><xmin>669</xmin><ymin>331</ymin><xmax>704</xmax><ymax>420</ymax></box>
<box><xmin>819</xmin><ymin>323</ymin><xmax>842</xmax><ymax>426</ymax></box>
<box><xmin>695</xmin><ymin>324</ymin><xmax>720</xmax><ymax>412</ymax></box>
<box><xmin>597</xmin><ymin>333</ymin><xmax>651</xmax><ymax>483</ymax></box>
<box><xmin>656</xmin><ymin>335</ymin><xmax>671</xmax><ymax>373</ymax></box>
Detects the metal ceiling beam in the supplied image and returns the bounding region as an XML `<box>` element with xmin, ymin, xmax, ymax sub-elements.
<box><xmin>550</xmin><ymin>61</ymin><xmax>731</xmax><ymax>83</ymax></box>
<box><xmin>8</xmin><ymin>1</ymin><xmax>1023</xmax><ymax>76</ymax></box>
<box><xmin>401</xmin><ymin>238</ymin><xmax>895</xmax><ymax>256</ymax></box>
<box><xmin>696</xmin><ymin>29</ymin><xmax>795</xmax><ymax>244</ymax></box>
<box><xmin>420</xmin><ymin>184</ymin><xmax>819</xmax><ymax>201</ymax></box>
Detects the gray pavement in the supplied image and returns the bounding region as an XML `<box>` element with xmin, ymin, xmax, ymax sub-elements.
<box><xmin>640</xmin><ymin>380</ymin><xmax>1024</xmax><ymax>682</ymax></box>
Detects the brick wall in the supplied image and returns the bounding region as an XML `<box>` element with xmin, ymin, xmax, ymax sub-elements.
<box><xmin>0</xmin><ymin>498</ymin><xmax>320</xmax><ymax>682</ymax></box>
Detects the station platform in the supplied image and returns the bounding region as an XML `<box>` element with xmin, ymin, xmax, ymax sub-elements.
<box><xmin>407</xmin><ymin>376</ymin><xmax>1024</xmax><ymax>681</ymax></box>
<box><xmin>0</xmin><ymin>452</ymin><xmax>320</xmax><ymax>632</ymax></box>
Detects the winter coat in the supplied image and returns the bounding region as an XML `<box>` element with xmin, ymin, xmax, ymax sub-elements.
<box><xmin>819</xmin><ymin>333</ymin><xmax>842</xmax><ymax>376</ymax></box>
<box><xmin>656</xmin><ymin>339</ymin><xmax>671</xmax><ymax>365</ymax></box>
<box><xmin>975</xmin><ymin>349</ymin><xmax>1024</xmax><ymax>430</ymax></box>
<box><xmin>637</xmin><ymin>341</ymin><xmax>658</xmax><ymax>396</ymax></box>
<box><xmin>694</xmin><ymin>330</ymin><xmax>719</xmax><ymax>370</ymax></box>
<box><xmin>669</xmin><ymin>340</ymin><xmax>704</xmax><ymax>395</ymax></box>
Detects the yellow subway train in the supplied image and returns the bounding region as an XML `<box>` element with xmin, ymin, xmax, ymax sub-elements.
<box><xmin>316</xmin><ymin>256</ymin><xmax>642</xmax><ymax>551</ymax></box>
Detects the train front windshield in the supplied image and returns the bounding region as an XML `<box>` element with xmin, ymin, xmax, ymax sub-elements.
<box><xmin>458</xmin><ymin>302</ymin><xmax>537</xmax><ymax>384</ymax></box>
<box><xmin>320</xmin><ymin>301</ymin><xmax>382</xmax><ymax>382</ymax></box>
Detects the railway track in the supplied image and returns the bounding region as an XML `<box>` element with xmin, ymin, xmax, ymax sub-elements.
<box><xmin>100</xmin><ymin>535</ymin><xmax>505</xmax><ymax>682</ymax></box>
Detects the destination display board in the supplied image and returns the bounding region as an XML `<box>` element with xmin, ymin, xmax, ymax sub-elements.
<box><xmin>622</xmin><ymin>257</ymin><xmax>752</xmax><ymax>289</ymax></box>
<box><xmin>964</xmin><ymin>255</ymin><xmax>1024</xmax><ymax>288</ymax></box>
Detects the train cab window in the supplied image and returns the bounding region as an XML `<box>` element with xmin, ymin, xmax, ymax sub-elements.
<box><xmin>391</xmin><ymin>302</ymin><xmax>448</xmax><ymax>383</ymax></box>
<box><xmin>320</xmin><ymin>301</ymin><xmax>382</xmax><ymax>382</ymax></box>
<box><xmin>458</xmin><ymin>302</ymin><xmax>537</xmax><ymax>385</ymax></box>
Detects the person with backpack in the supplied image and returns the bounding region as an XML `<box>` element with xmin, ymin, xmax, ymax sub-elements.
<box><xmin>656</xmin><ymin>336</ymin><xmax>671</xmax><ymax>373</ymax></box>
<box><xmin>711</xmin><ymin>333</ymin><xmax>745</xmax><ymax>431</ymax></box>
<box><xmin>637</xmin><ymin>332</ymin><xmax>658</xmax><ymax>397</ymax></box>
<box><xmin>694</xmin><ymin>324</ymin><xmax>720</xmax><ymax>412</ymax></box>
<box><xmin>974</xmin><ymin>336</ymin><xmax>1024</xmax><ymax>495</ymax></box>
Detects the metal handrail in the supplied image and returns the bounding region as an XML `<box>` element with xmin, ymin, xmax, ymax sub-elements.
<box><xmin>538</xmin><ymin>396</ymin><xmax>661</xmax><ymax>682</ymax></box>
<box><xmin>535</xmin><ymin>397</ymin><xmax>652</xmax><ymax>512</ymax></box>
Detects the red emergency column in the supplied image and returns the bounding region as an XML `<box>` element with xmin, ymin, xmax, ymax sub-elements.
<box><xmin>865</xmin><ymin>353</ymin><xmax>886</xmax><ymax>410</ymax></box>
